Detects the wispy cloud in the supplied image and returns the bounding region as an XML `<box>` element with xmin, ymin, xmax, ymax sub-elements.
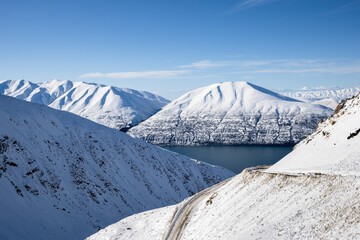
<box><xmin>317</xmin><ymin>0</ymin><xmax>360</xmax><ymax>16</ymax></box>
<box><xmin>79</xmin><ymin>70</ymin><xmax>191</xmax><ymax>79</ymax></box>
<box><xmin>178</xmin><ymin>59</ymin><xmax>278</xmax><ymax>69</ymax></box>
<box><xmin>79</xmin><ymin>59</ymin><xmax>360</xmax><ymax>81</ymax></box>
<box><xmin>178</xmin><ymin>59</ymin><xmax>326</xmax><ymax>69</ymax></box>
<box><xmin>232</xmin><ymin>0</ymin><xmax>277</xmax><ymax>11</ymax></box>
<box><xmin>179</xmin><ymin>58</ymin><xmax>360</xmax><ymax>76</ymax></box>
<box><xmin>178</xmin><ymin>60</ymin><xmax>227</xmax><ymax>69</ymax></box>
<box><xmin>230</xmin><ymin>65</ymin><xmax>360</xmax><ymax>74</ymax></box>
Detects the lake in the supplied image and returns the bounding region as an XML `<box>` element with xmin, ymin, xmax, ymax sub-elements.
<box><xmin>162</xmin><ymin>145</ymin><xmax>293</xmax><ymax>174</ymax></box>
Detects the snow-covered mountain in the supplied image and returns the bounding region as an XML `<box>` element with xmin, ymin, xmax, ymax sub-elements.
<box><xmin>0</xmin><ymin>79</ymin><xmax>169</xmax><ymax>130</ymax></box>
<box><xmin>129</xmin><ymin>82</ymin><xmax>332</xmax><ymax>146</ymax></box>
<box><xmin>88</xmin><ymin>94</ymin><xmax>360</xmax><ymax>240</ymax></box>
<box><xmin>279</xmin><ymin>87</ymin><xmax>360</xmax><ymax>109</ymax></box>
<box><xmin>0</xmin><ymin>95</ymin><xmax>233</xmax><ymax>240</ymax></box>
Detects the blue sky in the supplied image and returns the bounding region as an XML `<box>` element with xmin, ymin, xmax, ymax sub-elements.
<box><xmin>1</xmin><ymin>0</ymin><xmax>360</xmax><ymax>99</ymax></box>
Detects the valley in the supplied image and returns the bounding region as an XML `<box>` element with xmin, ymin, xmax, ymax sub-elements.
<box><xmin>87</xmin><ymin>92</ymin><xmax>360</xmax><ymax>240</ymax></box>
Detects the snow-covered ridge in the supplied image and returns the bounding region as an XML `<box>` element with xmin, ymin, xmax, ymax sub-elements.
<box><xmin>267</xmin><ymin>93</ymin><xmax>360</xmax><ymax>175</ymax></box>
<box><xmin>0</xmin><ymin>79</ymin><xmax>170</xmax><ymax>130</ymax></box>
<box><xmin>279</xmin><ymin>87</ymin><xmax>360</xmax><ymax>109</ymax></box>
<box><xmin>0</xmin><ymin>95</ymin><xmax>233</xmax><ymax>240</ymax></box>
<box><xmin>129</xmin><ymin>81</ymin><xmax>332</xmax><ymax>146</ymax></box>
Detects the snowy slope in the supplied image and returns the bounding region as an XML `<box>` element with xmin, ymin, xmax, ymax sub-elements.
<box><xmin>0</xmin><ymin>95</ymin><xmax>233</xmax><ymax>240</ymax></box>
<box><xmin>267</xmin><ymin>93</ymin><xmax>360</xmax><ymax>175</ymax></box>
<box><xmin>0</xmin><ymin>79</ymin><xmax>169</xmax><ymax>130</ymax></box>
<box><xmin>88</xmin><ymin>169</ymin><xmax>360</xmax><ymax>240</ymax></box>
<box><xmin>89</xmin><ymin>93</ymin><xmax>360</xmax><ymax>240</ymax></box>
<box><xmin>279</xmin><ymin>87</ymin><xmax>360</xmax><ymax>109</ymax></box>
<box><xmin>129</xmin><ymin>82</ymin><xmax>332</xmax><ymax>145</ymax></box>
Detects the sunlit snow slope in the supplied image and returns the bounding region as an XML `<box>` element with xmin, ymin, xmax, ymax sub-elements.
<box><xmin>0</xmin><ymin>95</ymin><xmax>233</xmax><ymax>240</ymax></box>
<box><xmin>0</xmin><ymin>79</ymin><xmax>169</xmax><ymax>130</ymax></box>
<box><xmin>129</xmin><ymin>82</ymin><xmax>332</xmax><ymax>145</ymax></box>
<box><xmin>267</xmin><ymin>93</ymin><xmax>360</xmax><ymax>175</ymax></box>
<box><xmin>89</xmin><ymin>94</ymin><xmax>360</xmax><ymax>240</ymax></box>
<box><xmin>88</xmin><ymin>170</ymin><xmax>360</xmax><ymax>240</ymax></box>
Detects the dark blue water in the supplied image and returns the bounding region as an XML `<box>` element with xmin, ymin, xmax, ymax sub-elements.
<box><xmin>163</xmin><ymin>146</ymin><xmax>293</xmax><ymax>174</ymax></box>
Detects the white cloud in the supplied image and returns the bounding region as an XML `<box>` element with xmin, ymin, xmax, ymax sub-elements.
<box><xmin>178</xmin><ymin>59</ymin><xmax>277</xmax><ymax>69</ymax></box>
<box><xmin>178</xmin><ymin>60</ymin><xmax>227</xmax><ymax>69</ymax></box>
<box><xmin>231</xmin><ymin>65</ymin><xmax>360</xmax><ymax>74</ymax></box>
<box><xmin>232</xmin><ymin>0</ymin><xmax>277</xmax><ymax>11</ymax></box>
<box><xmin>179</xmin><ymin>59</ymin><xmax>360</xmax><ymax>75</ymax></box>
<box><xmin>178</xmin><ymin>59</ymin><xmax>323</xmax><ymax>69</ymax></box>
<box><xmin>79</xmin><ymin>70</ymin><xmax>191</xmax><ymax>79</ymax></box>
<box><xmin>79</xmin><ymin>59</ymin><xmax>360</xmax><ymax>81</ymax></box>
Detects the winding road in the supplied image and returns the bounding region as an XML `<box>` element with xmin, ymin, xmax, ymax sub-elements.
<box><xmin>163</xmin><ymin>166</ymin><xmax>275</xmax><ymax>240</ymax></box>
<box><xmin>163</xmin><ymin>177</ymin><xmax>234</xmax><ymax>240</ymax></box>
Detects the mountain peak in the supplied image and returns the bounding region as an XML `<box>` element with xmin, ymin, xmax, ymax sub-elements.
<box><xmin>129</xmin><ymin>81</ymin><xmax>332</xmax><ymax>145</ymax></box>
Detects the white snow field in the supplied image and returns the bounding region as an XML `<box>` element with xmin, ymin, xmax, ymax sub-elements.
<box><xmin>0</xmin><ymin>95</ymin><xmax>233</xmax><ymax>240</ymax></box>
<box><xmin>129</xmin><ymin>81</ymin><xmax>332</xmax><ymax>145</ymax></box>
<box><xmin>89</xmin><ymin>93</ymin><xmax>360</xmax><ymax>240</ymax></box>
<box><xmin>279</xmin><ymin>86</ymin><xmax>360</xmax><ymax>109</ymax></box>
<box><xmin>0</xmin><ymin>79</ymin><xmax>169</xmax><ymax>130</ymax></box>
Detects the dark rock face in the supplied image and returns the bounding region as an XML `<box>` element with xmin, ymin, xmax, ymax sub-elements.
<box><xmin>130</xmin><ymin>113</ymin><xmax>328</xmax><ymax>146</ymax></box>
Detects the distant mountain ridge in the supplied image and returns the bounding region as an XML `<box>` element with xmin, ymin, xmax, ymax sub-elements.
<box><xmin>0</xmin><ymin>79</ymin><xmax>170</xmax><ymax>130</ymax></box>
<box><xmin>0</xmin><ymin>95</ymin><xmax>232</xmax><ymax>240</ymax></box>
<box><xmin>278</xmin><ymin>86</ymin><xmax>360</xmax><ymax>109</ymax></box>
<box><xmin>129</xmin><ymin>81</ymin><xmax>332</xmax><ymax>146</ymax></box>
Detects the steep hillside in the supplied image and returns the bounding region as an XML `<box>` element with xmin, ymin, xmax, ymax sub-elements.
<box><xmin>0</xmin><ymin>95</ymin><xmax>232</xmax><ymax>240</ymax></box>
<box><xmin>0</xmin><ymin>79</ymin><xmax>169</xmax><ymax>130</ymax></box>
<box><xmin>88</xmin><ymin>170</ymin><xmax>360</xmax><ymax>240</ymax></box>
<box><xmin>267</xmin><ymin>93</ymin><xmax>360</xmax><ymax>175</ymax></box>
<box><xmin>129</xmin><ymin>82</ymin><xmax>332</xmax><ymax>145</ymax></box>
<box><xmin>89</xmin><ymin>93</ymin><xmax>360</xmax><ymax>240</ymax></box>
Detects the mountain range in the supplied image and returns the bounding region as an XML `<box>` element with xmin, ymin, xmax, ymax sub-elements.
<box><xmin>279</xmin><ymin>86</ymin><xmax>360</xmax><ymax>109</ymax></box>
<box><xmin>0</xmin><ymin>79</ymin><xmax>169</xmax><ymax>130</ymax></box>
